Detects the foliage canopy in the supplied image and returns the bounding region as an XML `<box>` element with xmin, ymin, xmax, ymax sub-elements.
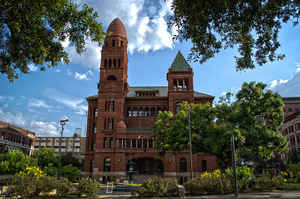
<box><xmin>170</xmin><ymin>0</ymin><xmax>300</xmax><ymax>70</ymax></box>
<box><xmin>153</xmin><ymin>82</ymin><xmax>288</xmax><ymax>169</ymax></box>
<box><xmin>0</xmin><ymin>0</ymin><xmax>104</xmax><ymax>81</ymax></box>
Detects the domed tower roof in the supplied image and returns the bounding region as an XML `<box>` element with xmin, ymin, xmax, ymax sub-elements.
<box><xmin>106</xmin><ymin>18</ymin><xmax>127</xmax><ymax>38</ymax></box>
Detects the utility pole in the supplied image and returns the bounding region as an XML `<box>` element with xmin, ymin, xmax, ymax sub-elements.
<box><xmin>188</xmin><ymin>107</ymin><xmax>193</xmax><ymax>179</ymax></box>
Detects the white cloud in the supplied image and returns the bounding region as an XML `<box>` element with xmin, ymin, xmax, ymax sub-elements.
<box><xmin>0</xmin><ymin>108</ymin><xmax>26</xmax><ymax>126</ymax></box>
<box><xmin>30</xmin><ymin>121</ymin><xmax>59</xmax><ymax>136</ymax></box>
<box><xmin>74</xmin><ymin>72</ymin><xmax>88</xmax><ymax>80</ymax></box>
<box><xmin>28</xmin><ymin>64</ymin><xmax>38</xmax><ymax>72</ymax></box>
<box><xmin>81</xmin><ymin>0</ymin><xmax>175</xmax><ymax>56</ymax></box>
<box><xmin>270</xmin><ymin>66</ymin><xmax>300</xmax><ymax>97</ymax></box>
<box><xmin>43</xmin><ymin>88</ymin><xmax>88</xmax><ymax>115</ymax></box>
<box><xmin>268</xmin><ymin>79</ymin><xmax>288</xmax><ymax>89</ymax></box>
<box><xmin>28</xmin><ymin>98</ymin><xmax>53</xmax><ymax>109</ymax></box>
<box><xmin>64</xmin><ymin>38</ymin><xmax>102</xmax><ymax>70</ymax></box>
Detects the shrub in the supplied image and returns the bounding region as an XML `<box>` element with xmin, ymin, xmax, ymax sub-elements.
<box><xmin>278</xmin><ymin>183</ymin><xmax>300</xmax><ymax>190</ymax></box>
<box><xmin>61</xmin><ymin>164</ymin><xmax>80</xmax><ymax>182</ymax></box>
<box><xmin>7</xmin><ymin>175</ymin><xmax>56</xmax><ymax>198</ymax></box>
<box><xmin>250</xmin><ymin>175</ymin><xmax>280</xmax><ymax>191</ymax></box>
<box><xmin>135</xmin><ymin>177</ymin><xmax>184</xmax><ymax>198</ymax></box>
<box><xmin>18</xmin><ymin>166</ymin><xmax>44</xmax><ymax>178</ymax></box>
<box><xmin>56</xmin><ymin>178</ymin><xmax>72</xmax><ymax>198</ymax></box>
<box><xmin>77</xmin><ymin>177</ymin><xmax>100</xmax><ymax>198</ymax></box>
<box><xmin>184</xmin><ymin>169</ymin><xmax>232</xmax><ymax>195</ymax></box>
<box><xmin>225</xmin><ymin>166</ymin><xmax>254</xmax><ymax>192</ymax></box>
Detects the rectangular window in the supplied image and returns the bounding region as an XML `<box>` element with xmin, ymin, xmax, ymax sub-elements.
<box><xmin>296</xmin><ymin>123</ymin><xmax>300</xmax><ymax>131</ymax></box>
<box><xmin>126</xmin><ymin>139</ymin><xmax>131</xmax><ymax>148</ymax></box>
<box><xmin>132</xmin><ymin>139</ymin><xmax>137</xmax><ymax>148</ymax></box>
<box><xmin>90</xmin><ymin>160</ymin><xmax>94</xmax><ymax>173</ymax></box>
<box><xmin>92</xmin><ymin>123</ymin><xmax>96</xmax><ymax>133</ymax></box>
<box><xmin>143</xmin><ymin>139</ymin><xmax>147</xmax><ymax>148</ymax></box>
<box><xmin>138</xmin><ymin>139</ymin><xmax>142</xmax><ymax>148</ymax></box>
<box><xmin>118</xmin><ymin>139</ymin><xmax>122</xmax><ymax>148</ymax></box>
<box><xmin>109</xmin><ymin>138</ymin><xmax>113</xmax><ymax>148</ymax></box>
<box><xmin>103</xmin><ymin>137</ymin><xmax>106</xmax><ymax>148</ymax></box>
<box><xmin>105</xmin><ymin>101</ymin><xmax>115</xmax><ymax>112</ymax></box>
<box><xmin>94</xmin><ymin>108</ymin><xmax>98</xmax><ymax>118</ymax></box>
<box><xmin>202</xmin><ymin>160</ymin><xmax>207</xmax><ymax>172</ymax></box>
<box><xmin>122</xmin><ymin>139</ymin><xmax>126</xmax><ymax>148</ymax></box>
<box><xmin>149</xmin><ymin>139</ymin><xmax>153</xmax><ymax>148</ymax></box>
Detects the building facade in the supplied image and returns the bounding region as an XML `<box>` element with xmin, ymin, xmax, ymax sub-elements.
<box><xmin>280</xmin><ymin>112</ymin><xmax>300</xmax><ymax>153</ymax></box>
<box><xmin>283</xmin><ymin>97</ymin><xmax>300</xmax><ymax>118</ymax></box>
<box><xmin>281</xmin><ymin>97</ymin><xmax>300</xmax><ymax>153</ymax></box>
<box><xmin>34</xmin><ymin>133</ymin><xmax>86</xmax><ymax>161</ymax></box>
<box><xmin>84</xmin><ymin>18</ymin><xmax>218</xmax><ymax>183</ymax></box>
<box><xmin>0</xmin><ymin>121</ymin><xmax>35</xmax><ymax>155</ymax></box>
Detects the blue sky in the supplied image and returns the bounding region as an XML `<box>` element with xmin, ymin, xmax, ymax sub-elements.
<box><xmin>1</xmin><ymin>0</ymin><xmax>300</xmax><ymax>137</ymax></box>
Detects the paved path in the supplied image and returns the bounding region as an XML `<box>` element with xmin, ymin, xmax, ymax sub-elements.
<box><xmin>97</xmin><ymin>190</ymin><xmax>300</xmax><ymax>199</ymax></box>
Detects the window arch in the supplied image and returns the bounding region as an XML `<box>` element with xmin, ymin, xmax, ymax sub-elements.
<box><xmin>104</xmin><ymin>158</ymin><xmax>111</xmax><ymax>172</ymax></box>
<box><xmin>104</xmin><ymin>59</ymin><xmax>107</xmax><ymax>67</ymax></box>
<box><xmin>107</xmin><ymin>75</ymin><xmax>116</xmax><ymax>80</ymax></box>
<box><xmin>113</xmin><ymin>59</ymin><xmax>116</xmax><ymax>68</ymax></box>
<box><xmin>179</xmin><ymin>158</ymin><xmax>187</xmax><ymax>172</ymax></box>
<box><xmin>108</xmin><ymin>59</ymin><xmax>112</xmax><ymax>68</ymax></box>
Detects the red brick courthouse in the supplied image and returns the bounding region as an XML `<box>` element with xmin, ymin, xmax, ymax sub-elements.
<box><xmin>84</xmin><ymin>18</ymin><xmax>218</xmax><ymax>183</ymax></box>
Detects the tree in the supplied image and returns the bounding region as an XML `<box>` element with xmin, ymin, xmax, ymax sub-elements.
<box><xmin>33</xmin><ymin>148</ymin><xmax>58</xmax><ymax>169</ymax></box>
<box><xmin>1</xmin><ymin>0</ymin><xmax>104</xmax><ymax>81</ymax></box>
<box><xmin>153</xmin><ymin>82</ymin><xmax>289</xmax><ymax>169</ymax></box>
<box><xmin>0</xmin><ymin>150</ymin><xmax>37</xmax><ymax>174</ymax></box>
<box><xmin>61</xmin><ymin>152</ymin><xmax>82</xmax><ymax>169</ymax></box>
<box><xmin>169</xmin><ymin>0</ymin><xmax>300</xmax><ymax>70</ymax></box>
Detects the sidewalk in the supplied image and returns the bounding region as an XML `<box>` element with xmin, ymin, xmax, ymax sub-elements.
<box><xmin>98</xmin><ymin>190</ymin><xmax>300</xmax><ymax>199</ymax></box>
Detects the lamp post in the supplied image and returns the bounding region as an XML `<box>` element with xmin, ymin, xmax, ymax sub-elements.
<box><xmin>188</xmin><ymin>107</ymin><xmax>193</xmax><ymax>179</ymax></box>
<box><xmin>232</xmin><ymin>135</ymin><xmax>238</xmax><ymax>199</ymax></box>
<box><xmin>58</xmin><ymin>119</ymin><xmax>69</xmax><ymax>179</ymax></box>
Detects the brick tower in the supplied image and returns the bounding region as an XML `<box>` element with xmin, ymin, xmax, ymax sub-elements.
<box><xmin>167</xmin><ymin>51</ymin><xmax>194</xmax><ymax>113</ymax></box>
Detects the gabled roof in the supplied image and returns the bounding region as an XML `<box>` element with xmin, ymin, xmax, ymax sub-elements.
<box><xmin>170</xmin><ymin>51</ymin><xmax>191</xmax><ymax>72</ymax></box>
<box><xmin>87</xmin><ymin>87</ymin><xmax>213</xmax><ymax>99</ymax></box>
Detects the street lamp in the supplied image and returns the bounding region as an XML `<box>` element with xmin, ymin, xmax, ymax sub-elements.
<box><xmin>58</xmin><ymin>119</ymin><xmax>69</xmax><ymax>179</ymax></box>
<box><xmin>232</xmin><ymin>135</ymin><xmax>238</xmax><ymax>199</ymax></box>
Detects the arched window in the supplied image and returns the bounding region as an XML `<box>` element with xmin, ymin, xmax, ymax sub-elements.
<box><xmin>108</xmin><ymin>59</ymin><xmax>112</xmax><ymax>68</ymax></box>
<box><xmin>118</xmin><ymin>59</ymin><xmax>121</xmax><ymax>67</ymax></box>
<box><xmin>112</xmin><ymin>40</ymin><xmax>115</xmax><ymax>47</ymax></box>
<box><xmin>104</xmin><ymin>158</ymin><xmax>111</xmax><ymax>172</ymax></box>
<box><xmin>179</xmin><ymin>158</ymin><xmax>187</xmax><ymax>172</ymax></box>
<box><xmin>104</xmin><ymin>59</ymin><xmax>107</xmax><ymax>67</ymax></box>
<box><xmin>113</xmin><ymin>59</ymin><xmax>116</xmax><ymax>68</ymax></box>
<box><xmin>107</xmin><ymin>75</ymin><xmax>116</xmax><ymax>80</ymax></box>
